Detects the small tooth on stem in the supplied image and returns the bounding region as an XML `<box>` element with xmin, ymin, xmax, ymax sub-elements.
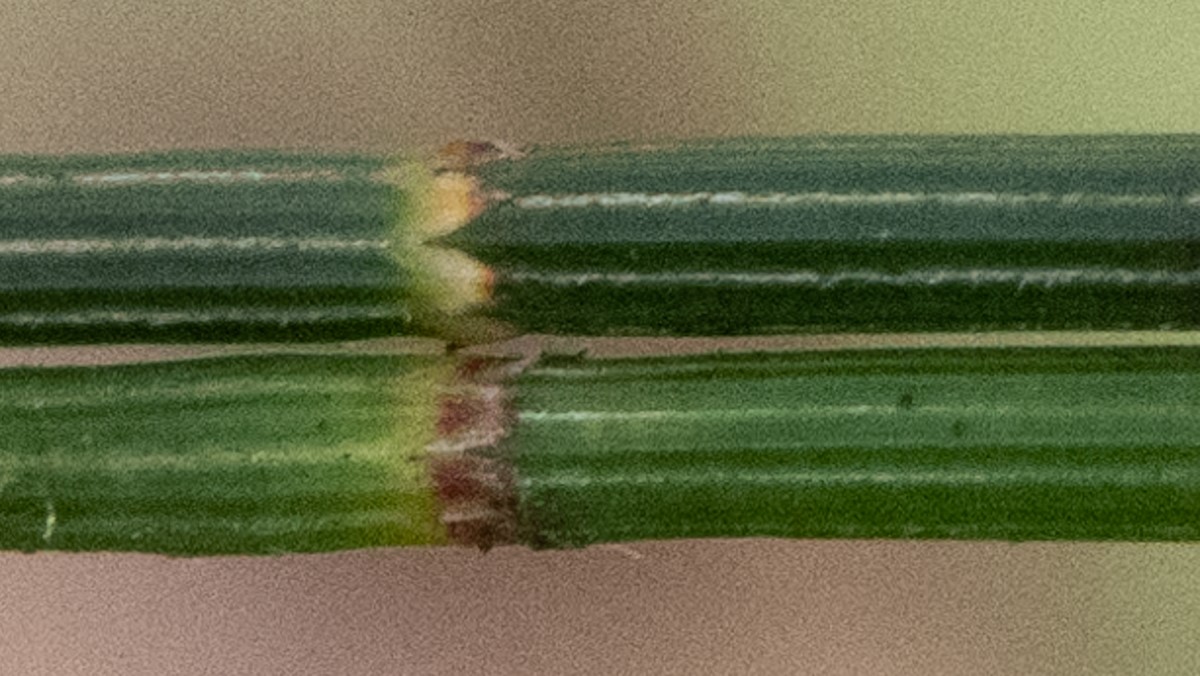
<box><xmin>426</xmin><ymin>361</ymin><xmax>519</xmax><ymax>549</ymax></box>
<box><xmin>417</xmin><ymin>172</ymin><xmax>487</xmax><ymax>240</ymax></box>
<box><xmin>412</xmin><ymin>246</ymin><xmax>494</xmax><ymax>316</ymax></box>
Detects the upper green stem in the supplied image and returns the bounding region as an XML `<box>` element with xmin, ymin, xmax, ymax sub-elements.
<box><xmin>5</xmin><ymin>138</ymin><xmax>1198</xmax><ymax>342</ymax></box>
<box><xmin>0</xmin><ymin>151</ymin><xmax>417</xmax><ymax>343</ymax></box>
<box><xmin>454</xmin><ymin>136</ymin><xmax>1200</xmax><ymax>334</ymax></box>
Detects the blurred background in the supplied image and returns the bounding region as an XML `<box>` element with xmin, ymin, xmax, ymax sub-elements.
<box><xmin>2</xmin><ymin>1</ymin><xmax>1200</xmax><ymax>673</ymax></box>
<box><xmin>4</xmin><ymin>0</ymin><xmax>1199</xmax><ymax>155</ymax></box>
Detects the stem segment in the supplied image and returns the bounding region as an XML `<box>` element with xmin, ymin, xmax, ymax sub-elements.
<box><xmin>0</xmin><ymin>352</ymin><xmax>449</xmax><ymax>554</ymax></box>
<box><xmin>452</xmin><ymin>136</ymin><xmax>1200</xmax><ymax>334</ymax></box>
<box><xmin>511</xmin><ymin>345</ymin><xmax>1200</xmax><ymax>546</ymax></box>
<box><xmin>0</xmin><ymin>151</ymin><xmax>424</xmax><ymax>343</ymax></box>
<box><xmin>2</xmin><ymin>341</ymin><xmax>1198</xmax><ymax>554</ymax></box>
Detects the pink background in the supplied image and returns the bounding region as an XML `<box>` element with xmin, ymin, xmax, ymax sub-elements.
<box><xmin>4</xmin><ymin>2</ymin><xmax>1200</xmax><ymax>673</ymax></box>
<box><xmin>9</xmin><ymin>542</ymin><xmax>1197</xmax><ymax>675</ymax></box>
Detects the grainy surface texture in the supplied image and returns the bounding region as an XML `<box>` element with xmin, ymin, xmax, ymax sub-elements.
<box><xmin>4</xmin><ymin>0</ymin><xmax>1200</xmax><ymax>674</ymax></box>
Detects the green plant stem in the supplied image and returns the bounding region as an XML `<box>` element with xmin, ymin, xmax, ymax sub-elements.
<box><xmin>511</xmin><ymin>345</ymin><xmax>1200</xmax><ymax>547</ymax></box>
<box><xmin>453</xmin><ymin>136</ymin><xmax>1200</xmax><ymax>334</ymax></box>
<box><xmin>0</xmin><ymin>352</ymin><xmax>448</xmax><ymax>554</ymax></box>
<box><xmin>2</xmin><ymin>342</ymin><xmax>1199</xmax><ymax>555</ymax></box>
<box><xmin>0</xmin><ymin>151</ymin><xmax>415</xmax><ymax>343</ymax></box>
<box><xmin>6</xmin><ymin>139</ymin><xmax>1197</xmax><ymax>343</ymax></box>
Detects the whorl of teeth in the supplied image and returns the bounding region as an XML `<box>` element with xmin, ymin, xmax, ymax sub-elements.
<box><xmin>428</xmin><ymin>358</ymin><xmax>520</xmax><ymax>550</ymax></box>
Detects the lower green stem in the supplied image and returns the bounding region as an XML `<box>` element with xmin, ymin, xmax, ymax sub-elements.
<box><xmin>511</xmin><ymin>345</ymin><xmax>1200</xmax><ymax>547</ymax></box>
<box><xmin>4</xmin><ymin>341</ymin><xmax>1199</xmax><ymax>555</ymax></box>
<box><xmin>0</xmin><ymin>352</ymin><xmax>449</xmax><ymax>554</ymax></box>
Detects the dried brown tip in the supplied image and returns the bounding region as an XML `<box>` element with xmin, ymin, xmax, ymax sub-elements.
<box><xmin>427</xmin><ymin>373</ymin><xmax>519</xmax><ymax>549</ymax></box>
<box><xmin>432</xmin><ymin>455</ymin><xmax>517</xmax><ymax>551</ymax></box>
<box><xmin>435</xmin><ymin>140</ymin><xmax>526</xmax><ymax>172</ymax></box>
<box><xmin>437</xmin><ymin>388</ymin><xmax>510</xmax><ymax>439</ymax></box>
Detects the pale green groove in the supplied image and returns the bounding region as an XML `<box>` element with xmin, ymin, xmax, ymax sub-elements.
<box><xmin>511</xmin><ymin>347</ymin><xmax>1200</xmax><ymax>547</ymax></box>
<box><xmin>0</xmin><ymin>353</ymin><xmax>449</xmax><ymax>555</ymax></box>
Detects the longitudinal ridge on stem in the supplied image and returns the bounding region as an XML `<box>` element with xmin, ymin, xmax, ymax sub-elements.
<box><xmin>435</xmin><ymin>136</ymin><xmax>1200</xmax><ymax>336</ymax></box>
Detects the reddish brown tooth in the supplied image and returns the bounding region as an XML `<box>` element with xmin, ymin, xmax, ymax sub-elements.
<box><xmin>437</xmin><ymin>394</ymin><xmax>481</xmax><ymax>436</ymax></box>
<box><xmin>479</xmin><ymin>265</ymin><xmax>496</xmax><ymax>304</ymax></box>
<box><xmin>456</xmin><ymin>357</ymin><xmax>489</xmax><ymax>379</ymax></box>
<box><xmin>455</xmin><ymin>356</ymin><xmax>504</xmax><ymax>381</ymax></box>
<box><xmin>443</xmin><ymin>518</ymin><xmax>495</xmax><ymax>551</ymax></box>
<box><xmin>442</xmin><ymin>510</ymin><xmax>515</xmax><ymax>551</ymax></box>
<box><xmin>431</xmin><ymin>458</ymin><xmax>487</xmax><ymax>503</ymax></box>
<box><xmin>434</xmin><ymin>140</ymin><xmax>522</xmax><ymax>172</ymax></box>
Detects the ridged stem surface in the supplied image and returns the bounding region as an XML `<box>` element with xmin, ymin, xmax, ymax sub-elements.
<box><xmin>0</xmin><ymin>151</ymin><xmax>415</xmax><ymax>343</ymax></box>
<box><xmin>0</xmin><ymin>353</ymin><xmax>448</xmax><ymax>554</ymax></box>
<box><xmin>512</xmin><ymin>346</ymin><xmax>1200</xmax><ymax>546</ymax></box>
<box><xmin>457</xmin><ymin>136</ymin><xmax>1200</xmax><ymax>334</ymax></box>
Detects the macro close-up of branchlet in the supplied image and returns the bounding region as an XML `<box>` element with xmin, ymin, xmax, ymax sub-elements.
<box><xmin>2</xmin><ymin>136</ymin><xmax>1198</xmax><ymax>555</ymax></box>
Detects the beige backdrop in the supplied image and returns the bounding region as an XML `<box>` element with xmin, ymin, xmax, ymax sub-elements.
<box><xmin>3</xmin><ymin>1</ymin><xmax>1200</xmax><ymax>674</ymax></box>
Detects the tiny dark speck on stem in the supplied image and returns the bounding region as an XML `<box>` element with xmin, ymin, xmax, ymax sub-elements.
<box><xmin>897</xmin><ymin>392</ymin><xmax>915</xmax><ymax>410</ymax></box>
